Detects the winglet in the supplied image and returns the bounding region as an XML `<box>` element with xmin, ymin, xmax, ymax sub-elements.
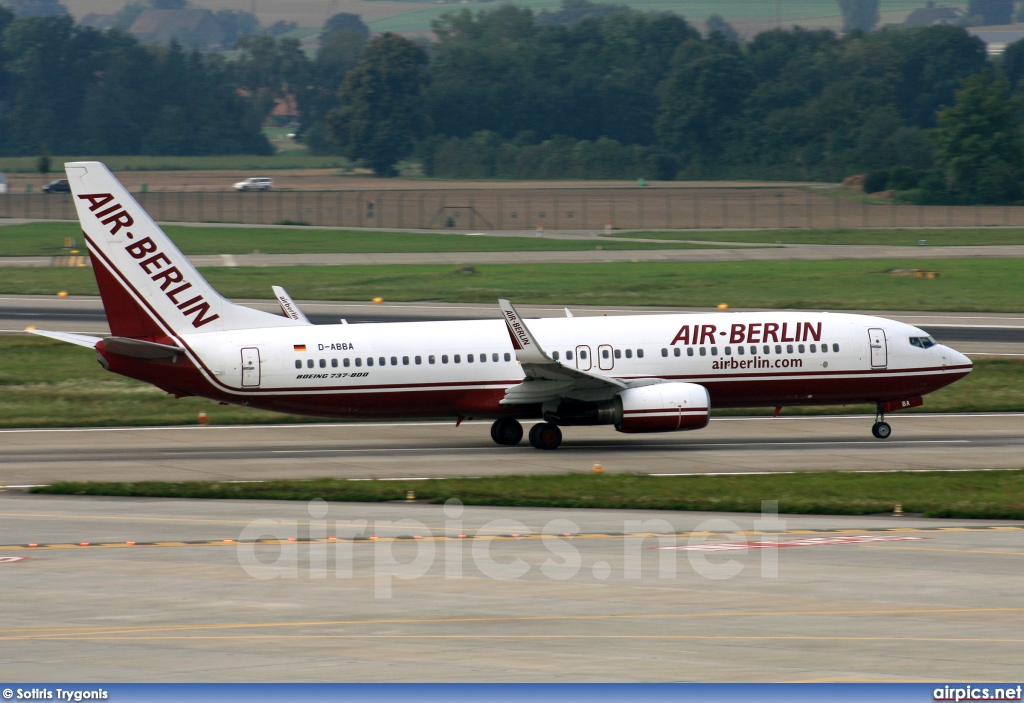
<box><xmin>498</xmin><ymin>299</ymin><xmax>550</xmax><ymax>364</ymax></box>
<box><xmin>272</xmin><ymin>286</ymin><xmax>311</xmax><ymax>324</ymax></box>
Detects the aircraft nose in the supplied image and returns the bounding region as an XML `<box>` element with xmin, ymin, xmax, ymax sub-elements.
<box><xmin>947</xmin><ymin>347</ymin><xmax>973</xmax><ymax>371</ymax></box>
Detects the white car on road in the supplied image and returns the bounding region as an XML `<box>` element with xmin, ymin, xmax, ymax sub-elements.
<box><xmin>233</xmin><ymin>177</ymin><xmax>274</xmax><ymax>191</ymax></box>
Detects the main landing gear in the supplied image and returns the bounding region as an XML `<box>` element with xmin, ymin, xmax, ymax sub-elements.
<box><xmin>528</xmin><ymin>422</ymin><xmax>562</xmax><ymax>450</ymax></box>
<box><xmin>872</xmin><ymin>404</ymin><xmax>892</xmax><ymax>440</ymax></box>
<box><xmin>489</xmin><ymin>418</ymin><xmax>563</xmax><ymax>449</ymax></box>
<box><xmin>490</xmin><ymin>418</ymin><xmax>523</xmax><ymax>446</ymax></box>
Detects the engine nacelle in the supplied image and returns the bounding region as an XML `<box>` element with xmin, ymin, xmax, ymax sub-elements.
<box><xmin>615</xmin><ymin>382</ymin><xmax>710</xmax><ymax>433</ymax></box>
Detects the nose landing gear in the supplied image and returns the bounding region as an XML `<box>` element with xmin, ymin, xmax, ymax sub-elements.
<box><xmin>872</xmin><ymin>404</ymin><xmax>892</xmax><ymax>439</ymax></box>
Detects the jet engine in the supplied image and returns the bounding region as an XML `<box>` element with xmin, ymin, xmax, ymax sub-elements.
<box><xmin>615</xmin><ymin>382</ymin><xmax>710</xmax><ymax>433</ymax></box>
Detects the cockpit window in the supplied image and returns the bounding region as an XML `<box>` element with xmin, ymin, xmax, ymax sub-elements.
<box><xmin>909</xmin><ymin>336</ymin><xmax>936</xmax><ymax>349</ymax></box>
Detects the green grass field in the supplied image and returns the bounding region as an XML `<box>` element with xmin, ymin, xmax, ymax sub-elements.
<box><xmin>32</xmin><ymin>468</ymin><xmax>1024</xmax><ymax>520</ymax></box>
<box><xmin>1</xmin><ymin>336</ymin><xmax>1019</xmax><ymax>428</ymax></box>
<box><xmin>0</xmin><ymin>222</ymin><xmax>724</xmax><ymax>257</ymax></box>
<box><xmin>616</xmin><ymin>228</ymin><xmax>1024</xmax><ymax>247</ymax></box>
<box><xmin>4</xmin><ymin>258</ymin><xmax>1022</xmax><ymax>312</ymax></box>
<box><xmin>0</xmin><ymin>155</ymin><xmax>352</xmax><ymax>173</ymax></box>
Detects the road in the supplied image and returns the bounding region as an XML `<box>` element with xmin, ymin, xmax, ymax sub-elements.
<box><xmin>1</xmin><ymin>414</ymin><xmax>1022</xmax><ymax>485</ymax></box>
<box><xmin>0</xmin><ymin>493</ymin><xmax>1020</xmax><ymax>681</ymax></box>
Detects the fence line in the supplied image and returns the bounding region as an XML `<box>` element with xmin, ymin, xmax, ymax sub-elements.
<box><xmin>4</xmin><ymin>188</ymin><xmax>1024</xmax><ymax>230</ymax></box>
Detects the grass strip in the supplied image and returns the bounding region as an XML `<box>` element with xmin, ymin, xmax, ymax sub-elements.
<box><xmin>30</xmin><ymin>470</ymin><xmax>1024</xmax><ymax>520</ymax></box>
<box><xmin>0</xmin><ymin>222</ymin><xmax>719</xmax><ymax>257</ymax></box>
<box><xmin>1</xmin><ymin>337</ymin><xmax>1021</xmax><ymax>428</ymax></box>
<box><xmin>615</xmin><ymin>228</ymin><xmax>1024</xmax><ymax>247</ymax></box>
<box><xmin>3</xmin><ymin>258</ymin><xmax>1023</xmax><ymax>312</ymax></box>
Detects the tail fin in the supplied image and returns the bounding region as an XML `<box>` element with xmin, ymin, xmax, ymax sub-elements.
<box><xmin>66</xmin><ymin>161</ymin><xmax>299</xmax><ymax>338</ymax></box>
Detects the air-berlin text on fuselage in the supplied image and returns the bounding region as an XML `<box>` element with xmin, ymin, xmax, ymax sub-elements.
<box><xmin>670</xmin><ymin>321</ymin><xmax>822</xmax><ymax>346</ymax></box>
<box><xmin>78</xmin><ymin>193</ymin><xmax>219</xmax><ymax>328</ymax></box>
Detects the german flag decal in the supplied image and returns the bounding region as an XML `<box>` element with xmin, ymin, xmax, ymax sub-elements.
<box><xmin>293</xmin><ymin>344</ymin><xmax>306</xmax><ymax>352</ymax></box>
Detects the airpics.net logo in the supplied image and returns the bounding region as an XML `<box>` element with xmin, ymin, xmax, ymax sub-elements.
<box><xmin>934</xmin><ymin>686</ymin><xmax>1023</xmax><ymax>701</ymax></box>
<box><xmin>233</xmin><ymin>499</ymin><xmax>789</xmax><ymax>598</ymax></box>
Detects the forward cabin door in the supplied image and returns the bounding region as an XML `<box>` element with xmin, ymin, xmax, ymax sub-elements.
<box><xmin>868</xmin><ymin>328</ymin><xmax>887</xmax><ymax>368</ymax></box>
<box><xmin>598</xmin><ymin>344</ymin><xmax>614</xmax><ymax>371</ymax></box>
<box><xmin>241</xmin><ymin>347</ymin><xmax>261</xmax><ymax>387</ymax></box>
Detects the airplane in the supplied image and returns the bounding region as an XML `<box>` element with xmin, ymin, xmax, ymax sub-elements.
<box><xmin>30</xmin><ymin>162</ymin><xmax>973</xmax><ymax>450</ymax></box>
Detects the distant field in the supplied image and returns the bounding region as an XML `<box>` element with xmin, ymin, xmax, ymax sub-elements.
<box><xmin>616</xmin><ymin>228</ymin><xmax>1024</xmax><ymax>247</ymax></box>
<box><xmin>2</xmin><ymin>336</ymin><xmax>1019</xmax><ymax>429</ymax></box>
<box><xmin>0</xmin><ymin>222</ymin><xmax>721</xmax><ymax>257</ymax></box>
<box><xmin>0</xmin><ymin>155</ymin><xmax>352</xmax><ymax>173</ymax></box>
<box><xmin>370</xmin><ymin>0</ymin><xmax>930</xmax><ymax>32</ymax></box>
<box><xmin>3</xmin><ymin>258</ymin><xmax>1022</xmax><ymax>312</ymax></box>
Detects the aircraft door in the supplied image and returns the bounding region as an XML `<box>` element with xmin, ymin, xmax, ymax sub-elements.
<box><xmin>868</xmin><ymin>328</ymin><xmax>887</xmax><ymax>368</ymax></box>
<box><xmin>241</xmin><ymin>347</ymin><xmax>261</xmax><ymax>387</ymax></box>
<box><xmin>598</xmin><ymin>344</ymin><xmax>614</xmax><ymax>371</ymax></box>
<box><xmin>575</xmin><ymin>345</ymin><xmax>592</xmax><ymax>371</ymax></box>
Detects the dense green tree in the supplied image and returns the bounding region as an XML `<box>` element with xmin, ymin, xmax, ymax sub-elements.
<box><xmin>837</xmin><ymin>0</ymin><xmax>878</xmax><ymax>32</ymax></box>
<box><xmin>705</xmin><ymin>14</ymin><xmax>739</xmax><ymax>42</ymax></box>
<box><xmin>537</xmin><ymin>0</ymin><xmax>629</xmax><ymax>27</ymax></box>
<box><xmin>319</xmin><ymin>12</ymin><xmax>369</xmax><ymax>44</ymax></box>
<box><xmin>999</xmin><ymin>37</ymin><xmax>1024</xmax><ymax>89</ymax></box>
<box><xmin>932</xmin><ymin>71</ymin><xmax>1024</xmax><ymax>202</ymax></box>
<box><xmin>215</xmin><ymin>10</ymin><xmax>259</xmax><ymax>46</ymax></box>
<box><xmin>326</xmin><ymin>33</ymin><xmax>429</xmax><ymax>175</ymax></box>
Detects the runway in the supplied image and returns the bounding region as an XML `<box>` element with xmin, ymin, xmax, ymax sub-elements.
<box><xmin>0</xmin><ymin>493</ymin><xmax>1020</xmax><ymax>681</ymax></box>
<box><xmin>1</xmin><ymin>414</ymin><xmax>1022</xmax><ymax>485</ymax></box>
<box><xmin>4</xmin><ymin>296</ymin><xmax>1024</xmax><ymax>356</ymax></box>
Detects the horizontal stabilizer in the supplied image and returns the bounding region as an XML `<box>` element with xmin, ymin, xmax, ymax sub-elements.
<box><xmin>104</xmin><ymin>336</ymin><xmax>185</xmax><ymax>360</ymax></box>
<box><xmin>27</xmin><ymin>330</ymin><xmax>102</xmax><ymax>348</ymax></box>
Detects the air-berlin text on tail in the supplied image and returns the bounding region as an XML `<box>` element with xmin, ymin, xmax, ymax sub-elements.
<box><xmin>670</xmin><ymin>321</ymin><xmax>822</xmax><ymax>346</ymax></box>
<box><xmin>78</xmin><ymin>193</ymin><xmax>219</xmax><ymax>329</ymax></box>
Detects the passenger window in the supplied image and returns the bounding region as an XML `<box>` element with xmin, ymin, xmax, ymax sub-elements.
<box><xmin>614</xmin><ymin>349</ymin><xmax>621</xmax><ymax>359</ymax></box>
<box><xmin>637</xmin><ymin>349</ymin><xmax>644</xmax><ymax>358</ymax></box>
<box><xmin>415</xmin><ymin>356</ymin><xmax>422</xmax><ymax>365</ymax></box>
<box><xmin>379</xmin><ymin>357</ymin><xmax>385</xmax><ymax>366</ymax></box>
<box><xmin>661</xmin><ymin>348</ymin><xmax>668</xmax><ymax>357</ymax></box>
<box><xmin>479</xmin><ymin>353</ymin><xmax>486</xmax><ymax>363</ymax></box>
<box><xmin>429</xmin><ymin>355</ymin><xmax>435</xmax><ymax>364</ymax></box>
<box><xmin>294</xmin><ymin>360</ymin><xmax>301</xmax><ymax>369</ymax></box>
<box><xmin>319</xmin><ymin>359</ymin><xmax>326</xmax><ymax>368</ymax></box>
<box><xmin>674</xmin><ymin>348</ymin><xmax>681</xmax><ymax>357</ymax></box>
<box><xmin>798</xmin><ymin>344</ymin><xmax>805</xmax><ymax>353</ymax></box>
<box><xmin>833</xmin><ymin>343</ymin><xmax>840</xmax><ymax>352</ymax></box>
<box><xmin>504</xmin><ymin>353</ymin><xmax>511</xmax><ymax>361</ymax></box>
<box><xmin>750</xmin><ymin>346</ymin><xmax>756</xmax><ymax>355</ymax></box>
<box><xmin>344</xmin><ymin>358</ymin><xmax>351</xmax><ymax>367</ymax></box>
<box><xmin>306</xmin><ymin>359</ymin><xmax>314</xmax><ymax>368</ymax></box>
<box><xmin>468</xmin><ymin>354</ymin><xmax>474</xmax><ymax>362</ymax></box>
<box><xmin>403</xmin><ymin>356</ymin><xmax>409</xmax><ymax>365</ymax></box>
<box><xmin>810</xmin><ymin>344</ymin><xmax>816</xmax><ymax>353</ymax></box>
<box><xmin>737</xmin><ymin>346</ymin><xmax>744</xmax><ymax>355</ymax></box>
<box><xmin>566</xmin><ymin>351</ymin><xmax>573</xmax><ymax>360</ymax></box>
<box><xmin>725</xmin><ymin>347</ymin><xmax>732</xmax><ymax>356</ymax></box>
<box><xmin>552</xmin><ymin>351</ymin><xmax>560</xmax><ymax>361</ymax></box>
<box><xmin>625</xmin><ymin>349</ymin><xmax>633</xmax><ymax>359</ymax></box>
<box><xmin>764</xmin><ymin>345</ymin><xmax>770</xmax><ymax>354</ymax></box>
<box><xmin>454</xmin><ymin>354</ymin><xmax>461</xmax><ymax>363</ymax></box>
<box><xmin>775</xmin><ymin>345</ymin><xmax>782</xmax><ymax>354</ymax></box>
<box><xmin>442</xmin><ymin>355</ymin><xmax>449</xmax><ymax>364</ymax></box>
<box><xmin>787</xmin><ymin>345</ymin><xmax>794</xmax><ymax>354</ymax></box>
<box><xmin>603</xmin><ymin>349</ymin><xmax>610</xmax><ymax>359</ymax></box>
<box><xmin>699</xmin><ymin>348</ymin><xmax>706</xmax><ymax>356</ymax></box>
<box><xmin>367</xmin><ymin>358</ymin><xmax>374</xmax><ymax>367</ymax></box>
<box><xmin>711</xmin><ymin>347</ymin><xmax>718</xmax><ymax>356</ymax></box>
<box><xmin>493</xmin><ymin>353</ymin><xmax>500</xmax><ymax>362</ymax></box>
<box><xmin>391</xmin><ymin>357</ymin><xmax>398</xmax><ymax>366</ymax></box>
<box><xmin>580</xmin><ymin>350</ymin><xmax>588</xmax><ymax>359</ymax></box>
<box><xmin>821</xmin><ymin>344</ymin><xmax>828</xmax><ymax>353</ymax></box>
<box><xmin>331</xmin><ymin>358</ymin><xmax>338</xmax><ymax>368</ymax></box>
<box><xmin>355</xmin><ymin>358</ymin><xmax>362</xmax><ymax>367</ymax></box>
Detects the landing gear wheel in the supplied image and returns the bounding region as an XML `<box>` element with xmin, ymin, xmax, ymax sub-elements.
<box><xmin>490</xmin><ymin>418</ymin><xmax>523</xmax><ymax>446</ymax></box>
<box><xmin>871</xmin><ymin>421</ymin><xmax>892</xmax><ymax>439</ymax></box>
<box><xmin>528</xmin><ymin>422</ymin><xmax>562</xmax><ymax>450</ymax></box>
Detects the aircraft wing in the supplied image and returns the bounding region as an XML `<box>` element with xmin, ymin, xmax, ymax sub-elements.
<box><xmin>498</xmin><ymin>299</ymin><xmax>626</xmax><ymax>405</ymax></box>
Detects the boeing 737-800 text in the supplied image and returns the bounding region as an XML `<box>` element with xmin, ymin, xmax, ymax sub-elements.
<box><xmin>31</xmin><ymin>162</ymin><xmax>973</xmax><ymax>449</ymax></box>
